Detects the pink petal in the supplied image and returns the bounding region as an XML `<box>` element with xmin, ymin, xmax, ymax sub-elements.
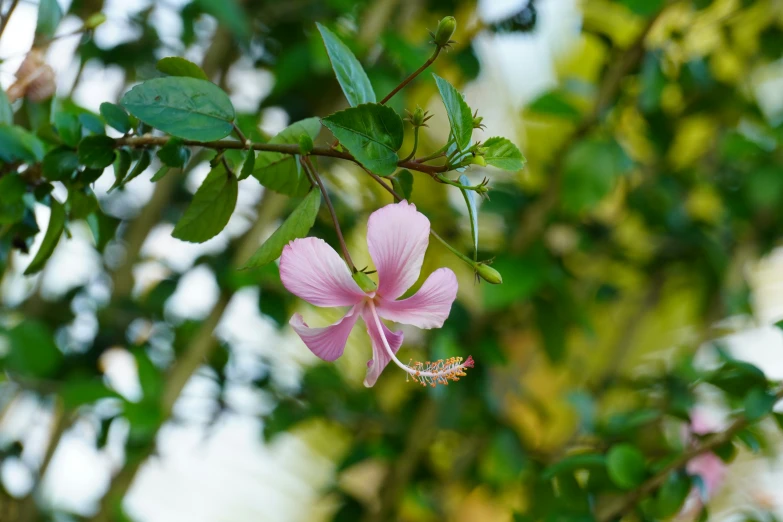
<box><xmin>289</xmin><ymin>305</ymin><xmax>361</xmax><ymax>362</ymax></box>
<box><xmin>367</xmin><ymin>201</ymin><xmax>430</xmax><ymax>300</ymax></box>
<box><xmin>280</xmin><ymin>237</ymin><xmax>366</xmax><ymax>307</ymax></box>
<box><xmin>376</xmin><ymin>268</ymin><xmax>457</xmax><ymax>329</ymax></box>
<box><xmin>687</xmin><ymin>452</ymin><xmax>726</xmax><ymax>498</ymax></box>
<box><xmin>361</xmin><ymin>308</ymin><xmax>404</xmax><ymax>387</ymax></box>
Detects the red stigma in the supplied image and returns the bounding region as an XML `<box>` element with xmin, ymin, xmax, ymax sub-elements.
<box><xmin>464</xmin><ymin>355</ymin><xmax>474</xmax><ymax>368</ymax></box>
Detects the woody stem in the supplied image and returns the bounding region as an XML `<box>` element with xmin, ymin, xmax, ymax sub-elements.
<box><xmin>380</xmin><ymin>47</ymin><xmax>440</xmax><ymax>105</ymax></box>
<box><xmin>303</xmin><ymin>156</ymin><xmax>357</xmax><ymax>273</ymax></box>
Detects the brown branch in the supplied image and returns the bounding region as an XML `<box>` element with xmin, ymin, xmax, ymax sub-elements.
<box><xmin>596</xmin><ymin>387</ymin><xmax>783</xmax><ymax>521</ymax></box>
<box><xmin>113</xmin><ymin>135</ymin><xmax>450</xmax><ymax>175</ymax></box>
<box><xmin>0</xmin><ymin>0</ymin><xmax>20</xmax><ymax>39</ymax></box>
<box><xmin>379</xmin><ymin>47</ymin><xmax>440</xmax><ymax>105</ymax></box>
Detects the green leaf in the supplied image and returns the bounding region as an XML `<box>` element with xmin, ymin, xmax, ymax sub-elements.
<box><xmin>541</xmin><ymin>453</ymin><xmax>606</xmax><ymax>480</ymax></box>
<box><xmin>0</xmin><ymin>173</ymin><xmax>26</xmax><ymax>224</ymax></box>
<box><xmin>242</xmin><ymin>189</ymin><xmax>321</xmax><ymax>269</ymax></box>
<box><xmin>172</xmin><ymin>164</ymin><xmax>238</xmax><ymax>243</ymax></box>
<box><xmin>60</xmin><ymin>379</ymin><xmax>120</xmax><ymax>409</ymax></box>
<box><xmin>78</xmin><ymin>135</ymin><xmax>116</xmax><ymax>169</ymax></box>
<box><xmin>483</xmin><ymin>137</ymin><xmax>526</xmax><ymax>171</ymax></box>
<box><xmin>0</xmin><ymin>125</ymin><xmax>45</xmax><ymax>162</ymax></box>
<box><xmin>459</xmin><ymin>174</ymin><xmax>479</xmax><ymax>260</ymax></box>
<box><xmin>321</xmin><ymin>104</ymin><xmax>403</xmax><ymax>176</ymax></box>
<box><xmin>54</xmin><ymin>112</ymin><xmax>82</xmax><ymax>147</ymax></box>
<box><xmin>194</xmin><ymin>0</ymin><xmax>250</xmax><ymax>42</ymax></box>
<box><xmin>316</xmin><ymin>23</ymin><xmax>376</xmax><ymax>107</ymax></box>
<box><xmin>433</xmin><ymin>73</ymin><xmax>473</xmax><ymax>151</ymax></box>
<box><xmin>744</xmin><ymin>387</ymin><xmax>776</xmax><ymax>422</ymax></box>
<box><xmin>239</xmin><ymin>151</ymin><xmax>255</xmax><ymax>180</ymax></box>
<box><xmin>121</xmin><ymin>77</ymin><xmax>235</xmax><ymax>142</ymax></box>
<box><xmin>712</xmin><ymin>441</ymin><xmax>737</xmax><ymax>463</ymax></box>
<box><xmin>392</xmin><ymin>169</ymin><xmax>413</xmax><ymax>200</ymax></box>
<box><xmin>655</xmin><ymin>472</ymin><xmax>691</xmax><ymax>518</ymax></box>
<box><xmin>528</xmin><ymin>91</ymin><xmax>582</xmax><ymax>120</ymax></box>
<box><xmin>2</xmin><ymin>320</ymin><xmax>62</xmax><ymax>377</ymax></box>
<box><xmin>736</xmin><ymin>428</ymin><xmax>762</xmax><ymax>453</ymax></box>
<box><xmin>42</xmin><ymin>148</ymin><xmax>80</xmax><ymax>181</ymax></box>
<box><xmin>134</xmin><ymin>349</ymin><xmax>163</xmax><ymax>401</ymax></box>
<box><xmin>78</xmin><ymin>112</ymin><xmax>105</xmax><ymax>135</ymax></box>
<box><xmin>155</xmin><ymin>57</ymin><xmax>209</xmax><ymax>80</ymax></box>
<box><xmin>109</xmin><ymin>148</ymin><xmax>132</xmax><ymax>190</ymax></box>
<box><xmin>24</xmin><ymin>198</ymin><xmax>66</xmax><ymax>275</ymax></box>
<box><xmin>68</xmin><ymin>188</ymin><xmax>98</xmax><ymax>220</ymax></box>
<box><xmin>35</xmin><ymin>0</ymin><xmax>62</xmax><ymax>40</ymax></box>
<box><xmin>150</xmin><ymin>165</ymin><xmax>171</xmax><ymax>182</ymax></box>
<box><xmin>561</xmin><ymin>138</ymin><xmax>631</xmax><ymax>215</ymax></box>
<box><xmin>121</xmin><ymin>149</ymin><xmax>152</xmax><ymax>187</ymax></box>
<box><xmin>0</xmin><ymin>89</ymin><xmax>12</xmax><ymax>125</ymax></box>
<box><xmin>606</xmin><ymin>443</ymin><xmax>647</xmax><ymax>489</ymax></box>
<box><xmin>86</xmin><ymin>211</ymin><xmax>120</xmax><ymax>252</ymax></box>
<box><xmin>157</xmin><ymin>137</ymin><xmax>191</xmax><ymax>168</ymax></box>
<box><xmin>620</xmin><ymin>0</ymin><xmax>665</xmax><ymax>16</ymax></box>
<box><xmin>707</xmin><ymin>359</ymin><xmax>768</xmax><ymax>397</ymax></box>
<box><xmin>99</xmin><ymin>102</ymin><xmax>132</xmax><ymax>133</ymax></box>
<box><xmin>253</xmin><ymin>117</ymin><xmax>321</xmax><ymax>196</ymax></box>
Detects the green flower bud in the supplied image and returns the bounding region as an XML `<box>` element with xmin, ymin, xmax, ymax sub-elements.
<box><xmin>83</xmin><ymin>13</ymin><xmax>107</xmax><ymax>30</ymax></box>
<box><xmin>352</xmin><ymin>271</ymin><xmax>378</xmax><ymax>293</ymax></box>
<box><xmin>472</xmin><ymin>110</ymin><xmax>486</xmax><ymax>130</ymax></box>
<box><xmin>405</xmin><ymin>106</ymin><xmax>432</xmax><ymax>127</ymax></box>
<box><xmin>470</xmin><ymin>155</ymin><xmax>486</xmax><ymax>167</ymax></box>
<box><xmin>298</xmin><ymin>133</ymin><xmax>314</xmax><ymax>155</ymax></box>
<box><xmin>475</xmin><ymin>263</ymin><xmax>502</xmax><ymax>285</ymax></box>
<box><xmin>434</xmin><ymin>16</ymin><xmax>457</xmax><ymax>48</ymax></box>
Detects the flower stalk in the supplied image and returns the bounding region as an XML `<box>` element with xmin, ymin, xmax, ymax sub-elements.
<box><xmin>302</xmin><ymin>156</ymin><xmax>357</xmax><ymax>273</ymax></box>
<box><xmin>379</xmin><ymin>47</ymin><xmax>441</xmax><ymax>105</ymax></box>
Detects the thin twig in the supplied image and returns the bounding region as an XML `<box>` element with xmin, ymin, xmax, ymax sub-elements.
<box><xmin>113</xmin><ymin>135</ymin><xmax>449</xmax><ymax>175</ymax></box>
<box><xmin>0</xmin><ymin>0</ymin><xmax>20</xmax><ymax>39</ymax></box>
<box><xmin>597</xmin><ymin>387</ymin><xmax>783</xmax><ymax>521</ymax></box>
<box><xmin>379</xmin><ymin>47</ymin><xmax>440</xmax><ymax>105</ymax></box>
<box><xmin>401</xmin><ymin>126</ymin><xmax>419</xmax><ymax>162</ymax></box>
<box><xmin>303</xmin><ymin>156</ymin><xmax>357</xmax><ymax>273</ymax></box>
<box><xmin>232</xmin><ymin>123</ymin><xmax>248</xmax><ymax>147</ymax></box>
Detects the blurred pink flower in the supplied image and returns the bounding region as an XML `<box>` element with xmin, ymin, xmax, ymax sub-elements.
<box><xmin>279</xmin><ymin>201</ymin><xmax>472</xmax><ymax>387</ymax></box>
<box><xmin>681</xmin><ymin>410</ymin><xmax>727</xmax><ymax>516</ymax></box>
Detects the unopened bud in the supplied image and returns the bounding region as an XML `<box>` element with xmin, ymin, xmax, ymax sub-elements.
<box><xmin>476</xmin><ymin>263</ymin><xmax>502</xmax><ymax>284</ymax></box>
<box><xmin>470</xmin><ymin>155</ymin><xmax>486</xmax><ymax>167</ymax></box>
<box><xmin>352</xmin><ymin>271</ymin><xmax>377</xmax><ymax>293</ymax></box>
<box><xmin>298</xmin><ymin>133</ymin><xmax>313</xmax><ymax>155</ymax></box>
<box><xmin>83</xmin><ymin>13</ymin><xmax>107</xmax><ymax>30</ymax></box>
<box><xmin>472</xmin><ymin>110</ymin><xmax>485</xmax><ymax>130</ymax></box>
<box><xmin>405</xmin><ymin>106</ymin><xmax>432</xmax><ymax>127</ymax></box>
<box><xmin>433</xmin><ymin>16</ymin><xmax>457</xmax><ymax>48</ymax></box>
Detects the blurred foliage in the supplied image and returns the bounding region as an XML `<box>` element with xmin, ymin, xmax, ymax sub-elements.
<box><xmin>1</xmin><ymin>0</ymin><xmax>783</xmax><ymax>521</ymax></box>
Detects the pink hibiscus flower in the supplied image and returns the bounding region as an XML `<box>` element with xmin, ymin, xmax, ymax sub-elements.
<box><xmin>279</xmin><ymin>201</ymin><xmax>473</xmax><ymax>387</ymax></box>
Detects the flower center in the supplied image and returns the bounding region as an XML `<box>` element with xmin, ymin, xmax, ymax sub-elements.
<box><xmin>366</xmin><ymin>300</ymin><xmax>473</xmax><ymax>387</ymax></box>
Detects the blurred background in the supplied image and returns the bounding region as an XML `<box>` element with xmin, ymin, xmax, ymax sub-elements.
<box><xmin>1</xmin><ymin>0</ymin><xmax>783</xmax><ymax>520</ymax></box>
